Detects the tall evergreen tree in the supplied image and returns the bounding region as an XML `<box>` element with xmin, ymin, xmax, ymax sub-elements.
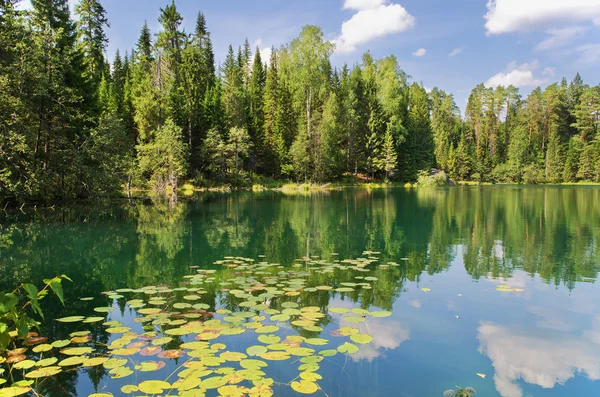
<box><xmin>75</xmin><ymin>0</ymin><xmax>109</xmax><ymax>88</ymax></box>
<box><xmin>247</xmin><ymin>47</ymin><xmax>266</xmax><ymax>172</ymax></box>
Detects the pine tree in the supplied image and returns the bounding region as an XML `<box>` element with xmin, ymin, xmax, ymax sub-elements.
<box><xmin>398</xmin><ymin>83</ymin><xmax>434</xmax><ymax>181</ymax></box>
<box><xmin>222</xmin><ymin>45</ymin><xmax>245</xmax><ymax>129</ymax></box>
<box><xmin>247</xmin><ymin>47</ymin><xmax>266</xmax><ymax>172</ymax></box>
<box><xmin>30</xmin><ymin>0</ymin><xmax>90</xmax><ymax>196</ymax></box>
<box><xmin>263</xmin><ymin>47</ymin><xmax>282</xmax><ymax>175</ymax></box>
<box><xmin>111</xmin><ymin>50</ymin><xmax>125</xmax><ymax>114</ymax></box>
<box><xmin>75</xmin><ymin>0</ymin><xmax>109</xmax><ymax>88</ymax></box>
<box><xmin>320</xmin><ymin>92</ymin><xmax>345</xmax><ymax>179</ymax></box>
<box><xmin>378</xmin><ymin>125</ymin><xmax>398</xmax><ymax>180</ymax></box>
<box><xmin>135</xmin><ymin>21</ymin><xmax>153</xmax><ymax>63</ymax></box>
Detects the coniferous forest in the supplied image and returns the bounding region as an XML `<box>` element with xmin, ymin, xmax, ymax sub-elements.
<box><xmin>1</xmin><ymin>0</ymin><xmax>599</xmax><ymax>203</ymax></box>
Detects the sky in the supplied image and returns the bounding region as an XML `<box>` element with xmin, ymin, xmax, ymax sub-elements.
<box><xmin>18</xmin><ymin>0</ymin><xmax>600</xmax><ymax>113</ymax></box>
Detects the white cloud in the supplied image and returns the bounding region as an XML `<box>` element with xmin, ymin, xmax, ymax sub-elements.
<box><xmin>478</xmin><ymin>322</ymin><xmax>600</xmax><ymax>397</ymax></box>
<box><xmin>535</xmin><ymin>27</ymin><xmax>587</xmax><ymax>51</ymax></box>
<box><xmin>334</xmin><ymin>4</ymin><xmax>416</xmax><ymax>54</ymax></box>
<box><xmin>260</xmin><ymin>47</ymin><xmax>272</xmax><ymax>67</ymax></box>
<box><xmin>343</xmin><ymin>0</ymin><xmax>389</xmax><ymax>11</ymax></box>
<box><xmin>484</xmin><ymin>60</ymin><xmax>547</xmax><ymax>88</ymax></box>
<box><xmin>485</xmin><ymin>0</ymin><xmax>600</xmax><ymax>35</ymax></box>
<box><xmin>412</xmin><ymin>48</ymin><xmax>427</xmax><ymax>57</ymax></box>
<box><xmin>449</xmin><ymin>47</ymin><xmax>463</xmax><ymax>57</ymax></box>
<box><xmin>542</xmin><ymin>67</ymin><xmax>556</xmax><ymax>76</ymax></box>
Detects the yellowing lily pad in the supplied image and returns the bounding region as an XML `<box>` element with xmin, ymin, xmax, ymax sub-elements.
<box><xmin>60</xmin><ymin>347</ymin><xmax>93</xmax><ymax>356</ymax></box>
<box><xmin>259</xmin><ymin>352</ymin><xmax>290</xmax><ymax>361</ymax></box>
<box><xmin>291</xmin><ymin>380</ymin><xmax>318</xmax><ymax>394</ymax></box>
<box><xmin>0</xmin><ymin>386</ymin><xmax>32</xmax><ymax>397</ymax></box>
<box><xmin>32</xmin><ymin>344</ymin><xmax>53</xmax><ymax>353</ymax></box>
<box><xmin>59</xmin><ymin>356</ymin><xmax>87</xmax><ymax>366</ymax></box>
<box><xmin>25</xmin><ymin>366</ymin><xmax>62</xmax><ymax>379</ymax></box>
<box><xmin>138</xmin><ymin>380</ymin><xmax>171</xmax><ymax>394</ymax></box>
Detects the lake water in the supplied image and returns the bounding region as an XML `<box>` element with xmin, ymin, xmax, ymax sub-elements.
<box><xmin>1</xmin><ymin>186</ymin><xmax>600</xmax><ymax>397</ymax></box>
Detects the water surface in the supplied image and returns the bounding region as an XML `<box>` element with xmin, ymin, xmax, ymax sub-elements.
<box><xmin>1</xmin><ymin>186</ymin><xmax>600</xmax><ymax>397</ymax></box>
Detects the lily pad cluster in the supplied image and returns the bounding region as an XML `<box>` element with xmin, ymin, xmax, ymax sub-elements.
<box><xmin>0</xmin><ymin>253</ymin><xmax>398</xmax><ymax>397</ymax></box>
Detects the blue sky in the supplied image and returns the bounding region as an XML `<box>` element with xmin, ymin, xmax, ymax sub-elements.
<box><xmin>20</xmin><ymin>0</ymin><xmax>600</xmax><ymax>112</ymax></box>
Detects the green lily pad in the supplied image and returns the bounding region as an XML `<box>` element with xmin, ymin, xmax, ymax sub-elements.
<box><xmin>109</xmin><ymin>366</ymin><xmax>134</xmax><ymax>379</ymax></box>
<box><xmin>305</xmin><ymin>338</ymin><xmax>328</xmax><ymax>346</ymax></box>
<box><xmin>246</xmin><ymin>345</ymin><xmax>268</xmax><ymax>357</ymax></box>
<box><xmin>318</xmin><ymin>349</ymin><xmax>338</xmax><ymax>357</ymax></box>
<box><xmin>328</xmin><ymin>308</ymin><xmax>349</xmax><ymax>314</ymax></box>
<box><xmin>103</xmin><ymin>358</ymin><xmax>128</xmax><ymax>369</ymax></box>
<box><xmin>258</xmin><ymin>335</ymin><xmax>280</xmax><ymax>344</ymax></box>
<box><xmin>350</xmin><ymin>333</ymin><xmax>373</xmax><ymax>344</ymax></box>
<box><xmin>83</xmin><ymin>316</ymin><xmax>105</xmax><ymax>323</ymax></box>
<box><xmin>51</xmin><ymin>340</ymin><xmax>71</xmax><ymax>348</ymax></box>
<box><xmin>93</xmin><ymin>307</ymin><xmax>115</xmax><ymax>313</ymax></box>
<box><xmin>369</xmin><ymin>311</ymin><xmax>392</xmax><ymax>318</ymax></box>
<box><xmin>337</xmin><ymin>342</ymin><xmax>359</xmax><ymax>354</ymax></box>
<box><xmin>57</xmin><ymin>316</ymin><xmax>85</xmax><ymax>323</ymax></box>
<box><xmin>252</xmin><ymin>325</ymin><xmax>277</xmax><ymax>334</ymax></box>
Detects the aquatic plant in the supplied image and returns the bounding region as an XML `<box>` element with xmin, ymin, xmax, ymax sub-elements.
<box><xmin>0</xmin><ymin>275</ymin><xmax>70</xmax><ymax>354</ymax></box>
<box><xmin>444</xmin><ymin>386</ymin><xmax>476</xmax><ymax>396</ymax></box>
<box><xmin>0</xmin><ymin>254</ymin><xmax>399</xmax><ymax>396</ymax></box>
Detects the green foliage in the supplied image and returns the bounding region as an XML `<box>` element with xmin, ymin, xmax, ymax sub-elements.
<box><xmin>417</xmin><ymin>170</ymin><xmax>448</xmax><ymax>187</ymax></box>
<box><xmin>137</xmin><ymin>118</ymin><xmax>188</xmax><ymax>189</ymax></box>
<box><xmin>2</xmin><ymin>3</ymin><xmax>600</xmax><ymax>202</ymax></box>
<box><xmin>0</xmin><ymin>276</ymin><xmax>70</xmax><ymax>353</ymax></box>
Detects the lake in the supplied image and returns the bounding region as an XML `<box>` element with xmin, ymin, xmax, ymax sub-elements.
<box><xmin>1</xmin><ymin>186</ymin><xmax>600</xmax><ymax>397</ymax></box>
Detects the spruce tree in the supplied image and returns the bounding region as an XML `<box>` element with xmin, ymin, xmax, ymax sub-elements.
<box><xmin>75</xmin><ymin>0</ymin><xmax>109</xmax><ymax>88</ymax></box>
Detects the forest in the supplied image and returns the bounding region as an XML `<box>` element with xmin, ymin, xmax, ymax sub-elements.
<box><xmin>1</xmin><ymin>0</ymin><xmax>599</xmax><ymax>203</ymax></box>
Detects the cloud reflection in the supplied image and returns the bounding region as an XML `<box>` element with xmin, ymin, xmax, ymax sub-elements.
<box><xmin>341</xmin><ymin>319</ymin><xmax>409</xmax><ymax>362</ymax></box>
<box><xmin>478</xmin><ymin>322</ymin><xmax>600</xmax><ymax>397</ymax></box>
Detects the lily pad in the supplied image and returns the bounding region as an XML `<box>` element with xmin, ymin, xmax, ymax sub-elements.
<box><xmin>369</xmin><ymin>311</ymin><xmax>392</xmax><ymax>318</ymax></box>
<box><xmin>291</xmin><ymin>380</ymin><xmax>319</xmax><ymax>394</ymax></box>
<box><xmin>259</xmin><ymin>352</ymin><xmax>290</xmax><ymax>361</ymax></box>
<box><xmin>337</xmin><ymin>342</ymin><xmax>359</xmax><ymax>355</ymax></box>
<box><xmin>25</xmin><ymin>366</ymin><xmax>62</xmax><ymax>379</ymax></box>
<box><xmin>350</xmin><ymin>333</ymin><xmax>373</xmax><ymax>344</ymax></box>
<box><xmin>138</xmin><ymin>380</ymin><xmax>171</xmax><ymax>394</ymax></box>
<box><xmin>60</xmin><ymin>347</ymin><xmax>93</xmax><ymax>356</ymax></box>
<box><xmin>57</xmin><ymin>316</ymin><xmax>85</xmax><ymax>323</ymax></box>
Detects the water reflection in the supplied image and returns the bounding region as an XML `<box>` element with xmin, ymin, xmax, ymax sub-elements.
<box><xmin>0</xmin><ymin>186</ymin><xmax>599</xmax><ymax>396</ymax></box>
<box><xmin>478</xmin><ymin>322</ymin><xmax>600</xmax><ymax>397</ymax></box>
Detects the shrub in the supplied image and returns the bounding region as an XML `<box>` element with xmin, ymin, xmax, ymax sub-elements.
<box><xmin>417</xmin><ymin>170</ymin><xmax>449</xmax><ymax>187</ymax></box>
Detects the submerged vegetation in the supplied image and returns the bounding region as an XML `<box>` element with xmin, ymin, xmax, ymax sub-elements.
<box><xmin>1</xmin><ymin>1</ymin><xmax>600</xmax><ymax>204</ymax></box>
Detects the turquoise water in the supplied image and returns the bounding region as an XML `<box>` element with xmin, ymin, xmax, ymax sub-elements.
<box><xmin>1</xmin><ymin>186</ymin><xmax>600</xmax><ymax>397</ymax></box>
